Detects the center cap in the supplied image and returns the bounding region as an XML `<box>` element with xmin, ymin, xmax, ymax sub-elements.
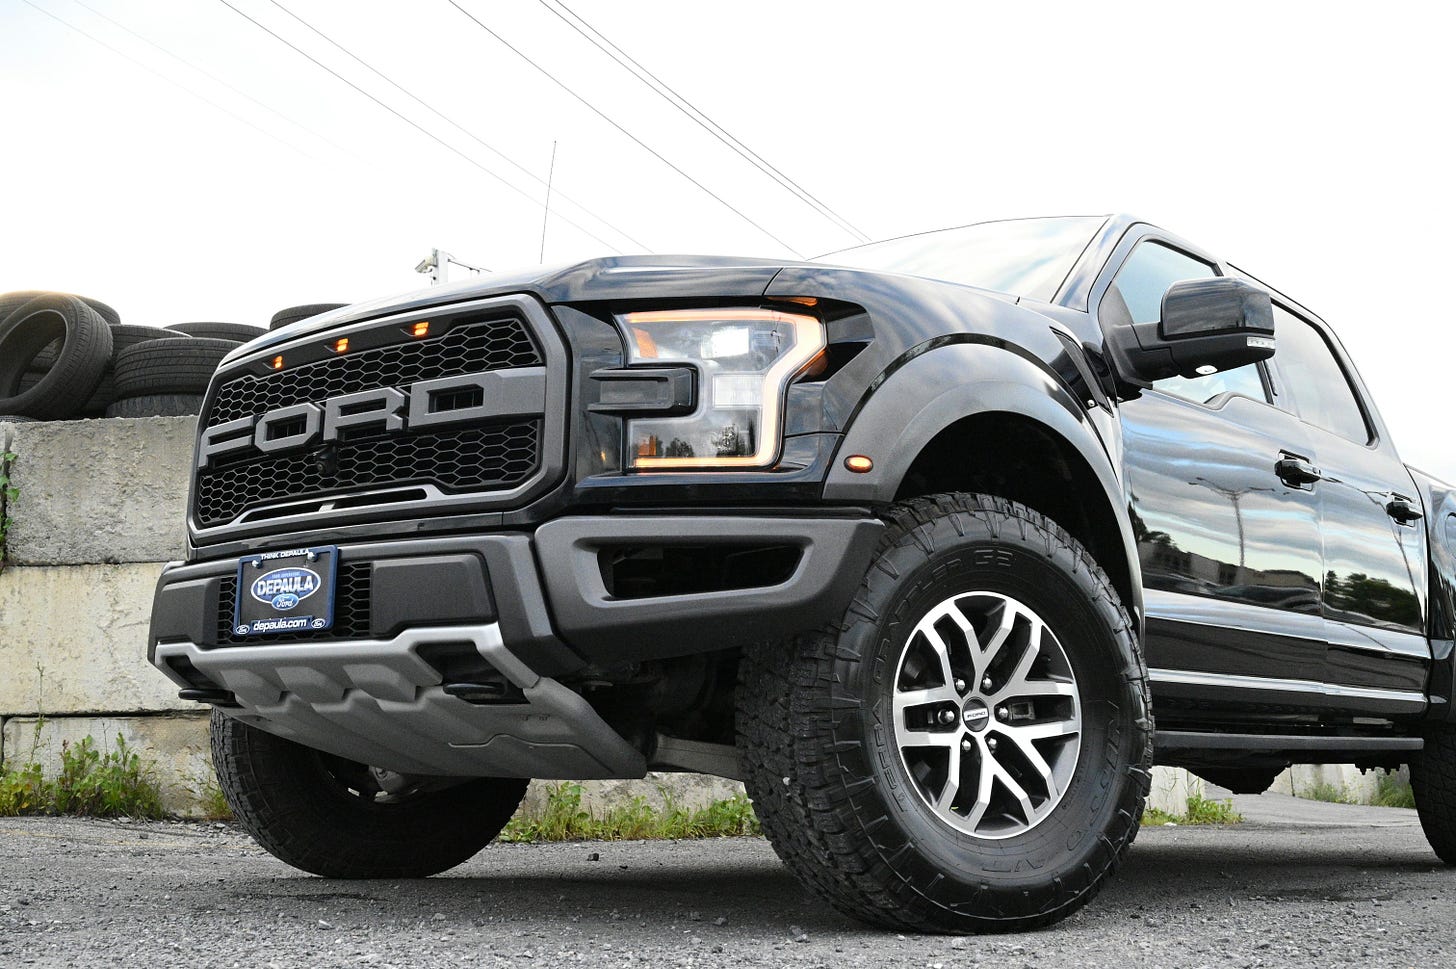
<box><xmin>961</xmin><ymin>699</ymin><xmax>990</xmax><ymax>732</ymax></box>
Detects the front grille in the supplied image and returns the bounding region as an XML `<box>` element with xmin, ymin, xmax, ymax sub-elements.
<box><xmin>216</xmin><ymin>562</ymin><xmax>372</xmax><ymax>644</ymax></box>
<box><xmin>206</xmin><ymin>317</ymin><xmax>541</xmax><ymax>424</ymax></box>
<box><xmin>193</xmin><ymin>308</ymin><xmax>553</xmax><ymax>529</ymax></box>
<box><xmin>195</xmin><ymin>421</ymin><xmax>540</xmax><ymax>527</ymax></box>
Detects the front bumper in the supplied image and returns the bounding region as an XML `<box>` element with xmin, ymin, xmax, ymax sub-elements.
<box><xmin>149</xmin><ymin>513</ymin><xmax>882</xmax><ymax>777</ymax></box>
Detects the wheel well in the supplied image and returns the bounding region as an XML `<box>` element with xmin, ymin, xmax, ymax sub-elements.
<box><xmin>893</xmin><ymin>412</ymin><xmax>1134</xmax><ymax>610</ymax></box>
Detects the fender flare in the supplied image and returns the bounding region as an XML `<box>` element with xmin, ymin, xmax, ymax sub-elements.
<box><xmin>823</xmin><ymin>340</ymin><xmax>1143</xmax><ymax>619</ymax></box>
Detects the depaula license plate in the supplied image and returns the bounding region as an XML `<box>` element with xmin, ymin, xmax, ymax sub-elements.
<box><xmin>233</xmin><ymin>545</ymin><xmax>338</xmax><ymax>637</ymax></box>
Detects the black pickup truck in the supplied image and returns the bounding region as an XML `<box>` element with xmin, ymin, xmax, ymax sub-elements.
<box><xmin>149</xmin><ymin>215</ymin><xmax>1456</xmax><ymax>932</ymax></box>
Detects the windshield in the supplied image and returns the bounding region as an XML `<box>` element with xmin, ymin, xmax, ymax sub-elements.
<box><xmin>814</xmin><ymin>216</ymin><xmax>1106</xmax><ymax>302</ymax></box>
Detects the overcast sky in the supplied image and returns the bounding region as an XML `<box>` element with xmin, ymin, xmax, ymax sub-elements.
<box><xmin>1</xmin><ymin>0</ymin><xmax>1452</xmax><ymax>478</ymax></box>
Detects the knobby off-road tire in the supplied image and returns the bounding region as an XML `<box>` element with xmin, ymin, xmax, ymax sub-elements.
<box><xmin>211</xmin><ymin>710</ymin><xmax>528</xmax><ymax>878</ymax></box>
<box><xmin>1411</xmin><ymin>727</ymin><xmax>1456</xmax><ymax>863</ymax></box>
<box><xmin>738</xmin><ymin>493</ymin><xmax>1152</xmax><ymax>932</ymax></box>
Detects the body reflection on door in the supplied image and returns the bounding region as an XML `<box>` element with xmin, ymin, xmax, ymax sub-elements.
<box><xmin>1123</xmin><ymin>390</ymin><xmax>1324</xmax><ymax>683</ymax></box>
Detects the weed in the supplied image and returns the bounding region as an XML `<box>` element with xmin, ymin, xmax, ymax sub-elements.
<box><xmin>1299</xmin><ymin>781</ymin><xmax>1355</xmax><ymax>804</ymax></box>
<box><xmin>501</xmin><ymin>782</ymin><xmax>763</xmax><ymax>843</ymax></box>
<box><xmin>0</xmin><ymin>733</ymin><xmax>166</xmax><ymax>819</ymax></box>
<box><xmin>194</xmin><ymin>772</ymin><xmax>234</xmax><ymax>821</ymax></box>
<box><xmin>1371</xmin><ymin>771</ymin><xmax>1416</xmax><ymax>809</ymax></box>
<box><xmin>1143</xmin><ymin>792</ymin><xmax>1242</xmax><ymax>826</ymax></box>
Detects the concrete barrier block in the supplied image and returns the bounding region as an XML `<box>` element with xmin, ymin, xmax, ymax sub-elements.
<box><xmin>520</xmin><ymin>772</ymin><xmax>746</xmax><ymax>818</ymax></box>
<box><xmin>1</xmin><ymin>712</ymin><xmax>212</xmax><ymax>816</ymax></box>
<box><xmin>6</xmin><ymin>416</ymin><xmax>195</xmax><ymax>565</ymax></box>
<box><xmin>0</xmin><ymin>563</ymin><xmax>187</xmax><ymax>715</ymax></box>
<box><xmin>1147</xmin><ymin>766</ymin><xmax>1204</xmax><ymax>815</ymax></box>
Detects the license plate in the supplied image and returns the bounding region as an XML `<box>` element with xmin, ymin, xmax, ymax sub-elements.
<box><xmin>233</xmin><ymin>545</ymin><xmax>338</xmax><ymax>637</ymax></box>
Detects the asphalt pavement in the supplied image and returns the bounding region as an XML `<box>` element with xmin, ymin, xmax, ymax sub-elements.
<box><xmin>0</xmin><ymin>792</ymin><xmax>1448</xmax><ymax>968</ymax></box>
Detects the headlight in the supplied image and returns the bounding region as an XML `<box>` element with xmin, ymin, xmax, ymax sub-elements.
<box><xmin>616</xmin><ymin>307</ymin><xmax>825</xmax><ymax>469</ymax></box>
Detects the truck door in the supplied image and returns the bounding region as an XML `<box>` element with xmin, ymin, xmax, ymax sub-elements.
<box><xmin>1106</xmin><ymin>239</ymin><xmax>1328</xmax><ymax>704</ymax></box>
<box><xmin>1263</xmin><ymin>304</ymin><xmax>1429</xmax><ymax>712</ymax></box>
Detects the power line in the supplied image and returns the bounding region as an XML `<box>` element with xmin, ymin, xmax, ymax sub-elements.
<box><xmin>68</xmin><ymin>0</ymin><xmax>355</xmax><ymax>160</ymax></box>
<box><xmin>261</xmin><ymin>0</ymin><xmax>648</xmax><ymax>252</ymax></box>
<box><xmin>537</xmin><ymin>0</ymin><xmax>869</xmax><ymax>243</ymax></box>
<box><xmin>445</xmin><ymin>0</ymin><xmax>805</xmax><ymax>257</ymax></box>
<box><xmin>18</xmin><ymin>0</ymin><xmax>314</xmax><ymax>159</ymax></box>
<box><xmin>214</xmin><ymin>0</ymin><xmax>628</xmax><ymax>254</ymax></box>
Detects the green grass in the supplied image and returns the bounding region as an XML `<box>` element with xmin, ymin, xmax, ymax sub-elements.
<box><xmin>1298</xmin><ymin>780</ymin><xmax>1356</xmax><ymax>804</ymax></box>
<box><xmin>1371</xmin><ymin>771</ymin><xmax>1417</xmax><ymax>809</ymax></box>
<box><xmin>0</xmin><ymin>734</ymin><xmax>166</xmax><ymax>819</ymax></box>
<box><xmin>500</xmin><ymin>781</ymin><xmax>762</xmax><ymax>843</ymax></box>
<box><xmin>1143</xmin><ymin>792</ymin><xmax>1242</xmax><ymax>826</ymax></box>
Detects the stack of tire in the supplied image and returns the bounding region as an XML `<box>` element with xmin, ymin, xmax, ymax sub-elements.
<box><xmin>0</xmin><ymin>292</ymin><xmax>344</xmax><ymax>421</ymax></box>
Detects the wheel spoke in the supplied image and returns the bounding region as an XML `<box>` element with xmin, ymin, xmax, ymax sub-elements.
<box><xmin>994</xmin><ymin>763</ymin><xmax>1038</xmax><ymax>825</ymax></box>
<box><xmin>962</xmin><ymin>754</ymin><xmax>996</xmax><ymax>831</ymax></box>
<box><xmin>1017</xmin><ymin>719</ymin><xmax>1081</xmax><ymax>742</ymax></box>
<box><xmin>935</xmin><ymin>742</ymin><xmax>962</xmax><ymax>811</ymax></box>
<box><xmin>893</xmin><ymin>685</ymin><xmax>959</xmax><ymax>720</ymax></box>
<box><xmin>919</xmin><ymin>624</ymin><xmax>958</xmax><ymax>689</ymax></box>
<box><xmin>1008</xmin><ymin>731</ymin><xmax>1061</xmax><ymax>799</ymax></box>
<box><xmin>899</xmin><ymin>727</ymin><xmax>960</xmax><ymax>748</ymax></box>
<box><xmin>975</xmin><ymin>601</ymin><xmax>1017</xmax><ymax>668</ymax></box>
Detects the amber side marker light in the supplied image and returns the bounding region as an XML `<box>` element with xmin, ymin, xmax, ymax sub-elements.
<box><xmin>270</xmin><ymin>355</ymin><xmax>284</xmax><ymax>370</ymax></box>
<box><xmin>411</xmin><ymin>321</ymin><xmax>430</xmax><ymax>338</ymax></box>
<box><xmin>844</xmin><ymin>455</ymin><xmax>874</xmax><ymax>474</ymax></box>
<box><xmin>332</xmin><ymin>338</ymin><xmax>350</xmax><ymax>353</ymax></box>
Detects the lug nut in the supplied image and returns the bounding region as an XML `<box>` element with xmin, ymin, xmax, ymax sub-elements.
<box><xmin>987</xmin><ymin>737</ymin><xmax>998</xmax><ymax>751</ymax></box>
<box><xmin>961</xmin><ymin>739</ymin><xmax>972</xmax><ymax>752</ymax></box>
<box><xmin>982</xmin><ymin>676</ymin><xmax>993</xmax><ymax>691</ymax></box>
<box><xmin>996</xmin><ymin>706</ymin><xmax>1009</xmax><ymax>721</ymax></box>
<box><xmin>954</xmin><ymin>678</ymin><xmax>966</xmax><ymax>692</ymax></box>
<box><xmin>939</xmin><ymin>709</ymin><xmax>957</xmax><ymax>725</ymax></box>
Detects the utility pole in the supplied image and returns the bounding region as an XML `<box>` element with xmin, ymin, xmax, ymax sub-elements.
<box><xmin>414</xmin><ymin>248</ymin><xmax>489</xmax><ymax>285</ymax></box>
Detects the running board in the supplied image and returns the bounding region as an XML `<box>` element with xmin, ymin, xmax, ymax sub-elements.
<box><xmin>1155</xmin><ymin>730</ymin><xmax>1423</xmax><ymax>753</ymax></box>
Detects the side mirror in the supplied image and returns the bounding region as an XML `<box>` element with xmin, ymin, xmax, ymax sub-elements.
<box><xmin>1113</xmin><ymin>277</ymin><xmax>1275</xmax><ymax>382</ymax></box>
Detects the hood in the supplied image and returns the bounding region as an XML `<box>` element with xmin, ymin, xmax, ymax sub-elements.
<box><xmin>240</xmin><ymin>255</ymin><xmax>794</xmax><ymax>358</ymax></box>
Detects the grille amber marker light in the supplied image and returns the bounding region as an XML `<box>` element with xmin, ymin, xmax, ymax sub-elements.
<box><xmin>411</xmin><ymin>321</ymin><xmax>430</xmax><ymax>338</ymax></box>
<box><xmin>625</xmin><ymin>308</ymin><xmax>825</xmax><ymax>469</ymax></box>
<box><xmin>270</xmin><ymin>355</ymin><xmax>284</xmax><ymax>370</ymax></box>
<box><xmin>332</xmin><ymin>337</ymin><xmax>349</xmax><ymax>353</ymax></box>
<box><xmin>845</xmin><ymin>455</ymin><xmax>874</xmax><ymax>474</ymax></box>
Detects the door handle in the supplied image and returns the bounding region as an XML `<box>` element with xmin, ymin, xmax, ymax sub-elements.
<box><xmin>1275</xmin><ymin>456</ymin><xmax>1323</xmax><ymax>486</ymax></box>
<box><xmin>1386</xmin><ymin>497</ymin><xmax>1424</xmax><ymax>524</ymax></box>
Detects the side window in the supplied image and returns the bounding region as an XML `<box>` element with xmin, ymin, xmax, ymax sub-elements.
<box><xmin>1109</xmin><ymin>241</ymin><xmax>1268</xmax><ymax>405</ymax></box>
<box><xmin>1269</xmin><ymin>306</ymin><xmax>1369</xmax><ymax>443</ymax></box>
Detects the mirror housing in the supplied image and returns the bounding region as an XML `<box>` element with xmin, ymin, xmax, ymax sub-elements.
<box><xmin>1110</xmin><ymin>277</ymin><xmax>1275</xmax><ymax>383</ymax></box>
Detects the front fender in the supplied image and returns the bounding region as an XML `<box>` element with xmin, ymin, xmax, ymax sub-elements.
<box><xmin>822</xmin><ymin>339</ymin><xmax>1142</xmax><ymax>618</ymax></box>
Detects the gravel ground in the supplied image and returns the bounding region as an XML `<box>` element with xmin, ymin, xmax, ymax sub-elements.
<box><xmin>0</xmin><ymin>793</ymin><xmax>1446</xmax><ymax>968</ymax></box>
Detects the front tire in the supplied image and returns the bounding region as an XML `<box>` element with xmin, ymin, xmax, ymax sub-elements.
<box><xmin>739</xmin><ymin>494</ymin><xmax>1152</xmax><ymax>932</ymax></box>
<box><xmin>211</xmin><ymin>710</ymin><xmax>527</xmax><ymax>878</ymax></box>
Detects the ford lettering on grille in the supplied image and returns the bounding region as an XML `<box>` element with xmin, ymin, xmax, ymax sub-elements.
<box><xmin>197</xmin><ymin>368</ymin><xmax>546</xmax><ymax>469</ymax></box>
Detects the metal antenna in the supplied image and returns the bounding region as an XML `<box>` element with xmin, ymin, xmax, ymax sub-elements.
<box><xmin>540</xmin><ymin>140</ymin><xmax>558</xmax><ymax>264</ymax></box>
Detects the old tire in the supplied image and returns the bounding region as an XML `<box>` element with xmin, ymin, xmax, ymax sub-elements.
<box><xmin>0</xmin><ymin>290</ymin><xmax>119</xmax><ymax>327</ymax></box>
<box><xmin>211</xmin><ymin>710</ymin><xmax>527</xmax><ymax>878</ymax></box>
<box><xmin>0</xmin><ymin>294</ymin><xmax>113</xmax><ymax>419</ymax></box>
<box><xmin>738</xmin><ymin>493</ymin><xmax>1152</xmax><ymax>932</ymax></box>
<box><xmin>104</xmin><ymin>393</ymin><xmax>206</xmax><ymax>418</ymax></box>
<box><xmin>270</xmin><ymin>303</ymin><xmax>347</xmax><ymax>330</ymax></box>
<box><xmin>114</xmin><ymin>337</ymin><xmax>237</xmax><ymax>396</ymax></box>
<box><xmin>166</xmin><ymin>321</ymin><xmax>266</xmax><ymax>343</ymax></box>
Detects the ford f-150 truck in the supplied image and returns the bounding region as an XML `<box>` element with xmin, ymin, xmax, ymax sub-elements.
<box><xmin>149</xmin><ymin>215</ymin><xmax>1456</xmax><ymax>932</ymax></box>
